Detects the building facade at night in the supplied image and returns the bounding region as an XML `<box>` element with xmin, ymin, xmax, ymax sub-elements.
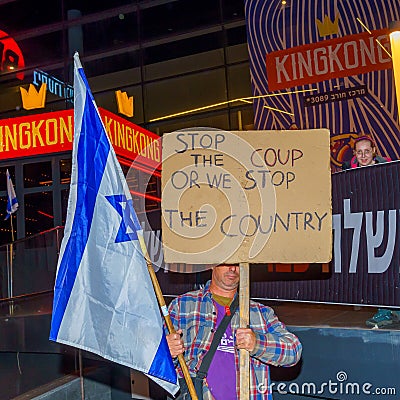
<box><xmin>2</xmin><ymin>2</ymin><xmax>400</xmax><ymax>400</ymax></box>
<box><xmin>0</xmin><ymin>0</ymin><xmax>252</xmax><ymax>245</ymax></box>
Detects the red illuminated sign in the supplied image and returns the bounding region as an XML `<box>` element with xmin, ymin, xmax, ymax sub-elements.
<box><xmin>100</xmin><ymin>108</ymin><xmax>161</xmax><ymax>170</ymax></box>
<box><xmin>266</xmin><ymin>28</ymin><xmax>392</xmax><ymax>91</ymax></box>
<box><xmin>0</xmin><ymin>108</ymin><xmax>161</xmax><ymax>170</ymax></box>
<box><xmin>0</xmin><ymin>29</ymin><xmax>25</xmax><ymax>80</ymax></box>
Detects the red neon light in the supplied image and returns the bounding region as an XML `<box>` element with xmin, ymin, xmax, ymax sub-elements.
<box><xmin>0</xmin><ymin>109</ymin><xmax>162</xmax><ymax>172</ymax></box>
<box><xmin>118</xmin><ymin>157</ymin><xmax>161</xmax><ymax>177</ymax></box>
<box><xmin>37</xmin><ymin>210</ymin><xmax>54</xmax><ymax>219</ymax></box>
<box><xmin>0</xmin><ymin>29</ymin><xmax>25</xmax><ymax>80</ymax></box>
<box><xmin>130</xmin><ymin>190</ymin><xmax>161</xmax><ymax>203</ymax></box>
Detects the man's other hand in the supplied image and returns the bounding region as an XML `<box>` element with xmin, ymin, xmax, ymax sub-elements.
<box><xmin>236</xmin><ymin>328</ymin><xmax>256</xmax><ymax>352</ymax></box>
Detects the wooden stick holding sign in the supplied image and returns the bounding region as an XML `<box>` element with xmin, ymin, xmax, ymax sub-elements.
<box><xmin>239</xmin><ymin>262</ymin><xmax>250</xmax><ymax>400</ymax></box>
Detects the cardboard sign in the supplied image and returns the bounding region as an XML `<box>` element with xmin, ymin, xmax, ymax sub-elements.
<box><xmin>161</xmin><ymin>129</ymin><xmax>332</xmax><ymax>264</ymax></box>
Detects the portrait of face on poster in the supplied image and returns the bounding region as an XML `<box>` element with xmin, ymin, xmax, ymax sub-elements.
<box><xmin>245</xmin><ymin>0</ymin><xmax>400</xmax><ymax>171</ymax></box>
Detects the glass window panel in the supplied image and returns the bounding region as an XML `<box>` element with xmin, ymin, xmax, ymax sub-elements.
<box><xmin>24</xmin><ymin>191</ymin><xmax>54</xmax><ymax>236</ymax></box>
<box><xmin>145</xmin><ymin>173</ymin><xmax>160</xmax><ymax>199</ymax></box>
<box><xmin>144</xmin><ymin>32</ymin><xmax>223</xmax><ymax>65</ymax></box>
<box><xmin>64</xmin><ymin>0</ymin><xmax>134</xmax><ymax>16</ymax></box>
<box><xmin>141</xmin><ymin>0</ymin><xmax>220</xmax><ymax>40</ymax></box>
<box><xmin>222</xmin><ymin>0</ymin><xmax>246</xmax><ymax>23</ymax></box>
<box><xmin>125</xmin><ymin>166</ymin><xmax>139</xmax><ymax>193</ymax></box>
<box><xmin>0</xmin><ymin>166</ymin><xmax>15</xmax><ymax>192</ymax></box>
<box><xmin>132</xmin><ymin>195</ymin><xmax>141</xmax><ymax>216</ymax></box>
<box><xmin>0</xmin><ymin>0</ymin><xmax>62</xmax><ymax>33</ymax></box>
<box><xmin>145</xmin><ymin>173</ymin><xmax>161</xmax><ymax>211</ymax></box>
<box><xmin>0</xmin><ymin>241</ymin><xmax>7</xmax><ymax>297</ymax></box>
<box><xmin>84</xmin><ymin>49</ymin><xmax>141</xmax><ymax>77</ymax></box>
<box><xmin>145</xmin><ymin>197</ymin><xmax>159</xmax><ymax>211</ymax></box>
<box><xmin>18</xmin><ymin>31</ymin><xmax>64</xmax><ymax>67</ymax></box>
<box><xmin>59</xmin><ymin>158</ymin><xmax>71</xmax><ymax>185</ymax></box>
<box><xmin>82</xmin><ymin>12</ymin><xmax>138</xmax><ymax>53</ymax></box>
<box><xmin>120</xmin><ymin>163</ymin><xmax>130</xmax><ymax>176</ymax></box>
<box><xmin>226</xmin><ymin>25</ymin><xmax>248</xmax><ymax>46</ymax></box>
<box><xmin>61</xmin><ymin>188</ymin><xmax>69</xmax><ymax>226</ymax></box>
<box><xmin>12</xmin><ymin>230</ymin><xmax>59</xmax><ymax>296</ymax></box>
<box><xmin>125</xmin><ymin>167</ymin><xmax>142</xmax><ymax>214</ymax></box>
<box><xmin>23</xmin><ymin>161</ymin><xmax>52</xmax><ymax>188</ymax></box>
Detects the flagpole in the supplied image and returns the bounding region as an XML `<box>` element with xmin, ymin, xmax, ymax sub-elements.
<box><xmin>10</xmin><ymin>213</ymin><xmax>15</xmax><ymax>242</ymax></box>
<box><xmin>137</xmin><ymin>234</ymin><xmax>198</xmax><ymax>400</ymax></box>
<box><xmin>5</xmin><ymin>168</ymin><xmax>18</xmax><ymax>316</ymax></box>
<box><xmin>9</xmin><ymin>215</ymin><xmax>15</xmax><ymax>315</ymax></box>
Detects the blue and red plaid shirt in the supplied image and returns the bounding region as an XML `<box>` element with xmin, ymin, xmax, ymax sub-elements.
<box><xmin>168</xmin><ymin>280</ymin><xmax>302</xmax><ymax>399</ymax></box>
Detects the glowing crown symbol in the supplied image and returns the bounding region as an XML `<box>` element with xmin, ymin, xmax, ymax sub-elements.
<box><xmin>316</xmin><ymin>14</ymin><xmax>339</xmax><ymax>37</ymax></box>
<box><xmin>115</xmin><ymin>90</ymin><xmax>134</xmax><ymax>118</ymax></box>
<box><xmin>20</xmin><ymin>83</ymin><xmax>47</xmax><ymax>110</ymax></box>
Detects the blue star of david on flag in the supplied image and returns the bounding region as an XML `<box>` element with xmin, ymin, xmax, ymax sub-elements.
<box><xmin>105</xmin><ymin>194</ymin><xmax>142</xmax><ymax>242</ymax></box>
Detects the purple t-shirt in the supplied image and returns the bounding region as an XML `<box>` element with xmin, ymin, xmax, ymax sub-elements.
<box><xmin>206</xmin><ymin>301</ymin><xmax>236</xmax><ymax>399</ymax></box>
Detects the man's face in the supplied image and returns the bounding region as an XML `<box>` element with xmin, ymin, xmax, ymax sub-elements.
<box><xmin>212</xmin><ymin>264</ymin><xmax>240</xmax><ymax>291</ymax></box>
<box><xmin>354</xmin><ymin>140</ymin><xmax>375</xmax><ymax>167</ymax></box>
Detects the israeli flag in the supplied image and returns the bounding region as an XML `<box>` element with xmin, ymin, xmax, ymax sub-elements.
<box><xmin>49</xmin><ymin>53</ymin><xmax>178</xmax><ymax>395</ymax></box>
<box><xmin>5</xmin><ymin>169</ymin><xmax>18</xmax><ymax>220</ymax></box>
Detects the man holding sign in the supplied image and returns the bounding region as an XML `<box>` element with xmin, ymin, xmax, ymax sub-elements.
<box><xmin>162</xmin><ymin>128</ymin><xmax>331</xmax><ymax>399</ymax></box>
<box><xmin>166</xmin><ymin>264</ymin><xmax>302</xmax><ymax>399</ymax></box>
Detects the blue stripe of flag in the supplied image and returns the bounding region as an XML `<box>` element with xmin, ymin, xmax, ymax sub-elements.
<box><xmin>49</xmin><ymin>70</ymin><xmax>111</xmax><ymax>340</ymax></box>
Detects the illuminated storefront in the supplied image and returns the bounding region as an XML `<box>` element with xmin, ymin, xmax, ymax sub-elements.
<box><xmin>0</xmin><ymin>108</ymin><xmax>161</xmax><ymax>245</ymax></box>
<box><xmin>0</xmin><ymin>0</ymin><xmax>251</xmax><ymax>244</ymax></box>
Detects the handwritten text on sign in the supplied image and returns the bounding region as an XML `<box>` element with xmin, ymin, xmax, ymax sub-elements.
<box><xmin>161</xmin><ymin>129</ymin><xmax>332</xmax><ymax>264</ymax></box>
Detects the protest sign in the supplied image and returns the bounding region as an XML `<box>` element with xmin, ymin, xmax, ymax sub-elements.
<box><xmin>162</xmin><ymin>129</ymin><xmax>331</xmax><ymax>264</ymax></box>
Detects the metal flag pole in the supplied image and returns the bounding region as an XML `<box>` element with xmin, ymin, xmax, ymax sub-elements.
<box><xmin>137</xmin><ymin>233</ymin><xmax>198</xmax><ymax>400</ymax></box>
<box><xmin>8</xmin><ymin>215</ymin><xmax>15</xmax><ymax>315</ymax></box>
<box><xmin>10</xmin><ymin>213</ymin><xmax>15</xmax><ymax>242</ymax></box>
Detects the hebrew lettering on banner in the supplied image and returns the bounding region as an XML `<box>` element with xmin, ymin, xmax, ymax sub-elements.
<box><xmin>333</xmin><ymin>199</ymin><xmax>397</xmax><ymax>274</ymax></box>
<box><xmin>248</xmin><ymin>162</ymin><xmax>400</xmax><ymax>306</ymax></box>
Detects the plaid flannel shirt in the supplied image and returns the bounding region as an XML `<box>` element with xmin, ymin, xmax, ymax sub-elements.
<box><xmin>168</xmin><ymin>280</ymin><xmax>302</xmax><ymax>399</ymax></box>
